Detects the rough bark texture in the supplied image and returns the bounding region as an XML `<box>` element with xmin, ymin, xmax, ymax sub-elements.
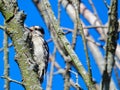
<box><xmin>101</xmin><ymin>0</ymin><xmax>118</xmax><ymax>90</ymax></box>
<box><xmin>0</xmin><ymin>0</ymin><xmax>41</xmax><ymax>90</ymax></box>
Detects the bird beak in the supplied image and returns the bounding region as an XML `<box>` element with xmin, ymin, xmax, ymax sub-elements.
<box><xmin>29</xmin><ymin>28</ymin><xmax>34</xmax><ymax>32</ymax></box>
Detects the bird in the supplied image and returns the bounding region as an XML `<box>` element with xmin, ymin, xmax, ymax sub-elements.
<box><xmin>24</xmin><ymin>26</ymin><xmax>49</xmax><ymax>83</ymax></box>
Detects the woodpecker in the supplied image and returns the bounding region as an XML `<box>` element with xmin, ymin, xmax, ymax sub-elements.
<box><xmin>24</xmin><ymin>26</ymin><xmax>49</xmax><ymax>83</ymax></box>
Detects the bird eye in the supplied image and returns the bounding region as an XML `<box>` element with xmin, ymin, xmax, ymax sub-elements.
<box><xmin>35</xmin><ymin>28</ymin><xmax>38</xmax><ymax>30</ymax></box>
<box><xmin>33</xmin><ymin>26</ymin><xmax>45</xmax><ymax>34</ymax></box>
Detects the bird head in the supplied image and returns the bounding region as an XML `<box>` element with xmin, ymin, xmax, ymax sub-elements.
<box><xmin>30</xmin><ymin>26</ymin><xmax>45</xmax><ymax>37</ymax></box>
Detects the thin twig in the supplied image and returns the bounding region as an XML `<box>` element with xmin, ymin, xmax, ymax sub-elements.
<box><xmin>80</xmin><ymin>3</ymin><xmax>107</xmax><ymax>41</ymax></box>
<box><xmin>78</xmin><ymin>20</ymin><xmax>93</xmax><ymax>83</ymax></box>
<box><xmin>62</xmin><ymin>27</ymin><xmax>104</xmax><ymax>47</ymax></box>
<box><xmin>86</xmin><ymin>37</ymin><xmax>104</xmax><ymax>48</ymax></box>
<box><xmin>49</xmin><ymin>55</ymin><xmax>82</xmax><ymax>89</ymax></box>
<box><xmin>0</xmin><ymin>25</ymin><xmax>5</xmax><ymax>30</ymax></box>
<box><xmin>3</xmin><ymin>31</ymin><xmax>10</xmax><ymax>90</ymax></box>
<box><xmin>62</xmin><ymin>25</ymin><xmax>108</xmax><ymax>31</ymax></box>
<box><xmin>70</xmin><ymin>79</ymin><xmax>82</xmax><ymax>90</ymax></box>
<box><xmin>0</xmin><ymin>76</ymin><xmax>23</xmax><ymax>85</ymax></box>
<box><xmin>0</xmin><ymin>43</ymin><xmax>12</xmax><ymax>52</ymax></box>
<box><xmin>46</xmin><ymin>47</ymin><xmax>56</xmax><ymax>90</ymax></box>
<box><xmin>83</xmin><ymin>25</ymin><xmax>108</xmax><ymax>29</ymax></box>
<box><xmin>64</xmin><ymin>60</ymin><xmax>71</xmax><ymax>90</ymax></box>
<box><xmin>69</xmin><ymin>70</ymin><xmax>79</xmax><ymax>85</ymax></box>
<box><xmin>58</xmin><ymin>0</ymin><xmax>62</xmax><ymax>26</ymax></box>
<box><xmin>71</xmin><ymin>0</ymin><xmax>80</xmax><ymax>49</ymax></box>
<box><xmin>89</xmin><ymin>0</ymin><xmax>99</xmax><ymax>17</ymax></box>
<box><xmin>114</xmin><ymin>66</ymin><xmax>120</xmax><ymax>89</ymax></box>
<box><xmin>103</xmin><ymin>0</ymin><xmax>110</xmax><ymax>9</ymax></box>
<box><xmin>88</xmin><ymin>0</ymin><xmax>105</xmax><ymax>35</ymax></box>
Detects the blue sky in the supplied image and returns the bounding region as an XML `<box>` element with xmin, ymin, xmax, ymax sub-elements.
<box><xmin>0</xmin><ymin>0</ymin><xmax>120</xmax><ymax>90</ymax></box>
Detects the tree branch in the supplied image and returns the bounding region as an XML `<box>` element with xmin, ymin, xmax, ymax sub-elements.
<box><xmin>0</xmin><ymin>0</ymin><xmax>42</xmax><ymax>90</ymax></box>
<box><xmin>62</xmin><ymin>0</ymin><xmax>93</xmax><ymax>87</ymax></box>
<box><xmin>3</xmin><ymin>30</ymin><xmax>10</xmax><ymax>90</ymax></box>
<box><xmin>0</xmin><ymin>76</ymin><xmax>23</xmax><ymax>85</ymax></box>
<box><xmin>46</xmin><ymin>48</ymin><xmax>56</xmax><ymax>90</ymax></box>
<box><xmin>101</xmin><ymin>0</ymin><xmax>118</xmax><ymax>90</ymax></box>
<box><xmin>71</xmin><ymin>0</ymin><xmax>79</xmax><ymax>49</ymax></box>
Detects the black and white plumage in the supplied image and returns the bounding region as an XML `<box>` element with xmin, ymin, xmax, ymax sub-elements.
<box><xmin>24</xmin><ymin>26</ymin><xmax>49</xmax><ymax>83</ymax></box>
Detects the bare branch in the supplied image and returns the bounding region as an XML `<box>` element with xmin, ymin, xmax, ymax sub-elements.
<box><xmin>58</xmin><ymin>0</ymin><xmax>62</xmax><ymax>26</ymax></box>
<box><xmin>3</xmin><ymin>30</ymin><xmax>10</xmax><ymax>90</ymax></box>
<box><xmin>69</xmin><ymin>70</ymin><xmax>78</xmax><ymax>84</ymax></box>
<box><xmin>0</xmin><ymin>43</ymin><xmax>12</xmax><ymax>52</ymax></box>
<box><xmin>49</xmin><ymin>56</ymin><xmax>82</xmax><ymax>89</ymax></box>
<box><xmin>88</xmin><ymin>0</ymin><xmax>103</xmax><ymax>27</ymax></box>
<box><xmin>70</xmin><ymin>0</ymin><xmax>80</xmax><ymax>49</ymax></box>
<box><xmin>101</xmin><ymin>0</ymin><xmax>118</xmax><ymax>90</ymax></box>
<box><xmin>103</xmin><ymin>0</ymin><xmax>110</xmax><ymax>9</ymax></box>
<box><xmin>114</xmin><ymin>66</ymin><xmax>120</xmax><ymax>89</ymax></box>
<box><xmin>64</xmin><ymin>60</ymin><xmax>71</xmax><ymax>90</ymax></box>
<box><xmin>62</xmin><ymin>0</ymin><xmax>93</xmax><ymax>85</ymax></box>
<box><xmin>80</xmin><ymin>3</ymin><xmax>106</xmax><ymax>41</ymax></box>
<box><xmin>46</xmin><ymin>48</ymin><xmax>56</xmax><ymax>90</ymax></box>
<box><xmin>0</xmin><ymin>76</ymin><xmax>23</xmax><ymax>85</ymax></box>
<box><xmin>0</xmin><ymin>25</ymin><xmax>5</xmax><ymax>30</ymax></box>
